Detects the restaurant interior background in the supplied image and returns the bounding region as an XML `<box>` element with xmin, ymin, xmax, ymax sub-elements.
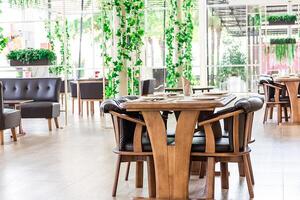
<box><xmin>1</xmin><ymin>0</ymin><xmax>299</xmax><ymax>98</ymax></box>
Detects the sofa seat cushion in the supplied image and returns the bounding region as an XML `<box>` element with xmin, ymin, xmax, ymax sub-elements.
<box><xmin>0</xmin><ymin>109</ymin><xmax>21</xmax><ymax>130</ymax></box>
<box><xmin>20</xmin><ymin>102</ymin><xmax>60</xmax><ymax>119</ymax></box>
<box><xmin>191</xmin><ymin>136</ymin><xmax>232</xmax><ymax>153</ymax></box>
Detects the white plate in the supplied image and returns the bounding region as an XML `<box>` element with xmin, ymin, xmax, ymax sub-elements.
<box><xmin>203</xmin><ymin>91</ymin><xmax>228</xmax><ymax>96</ymax></box>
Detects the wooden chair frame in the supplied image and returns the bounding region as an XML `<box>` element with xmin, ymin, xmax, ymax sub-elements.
<box><xmin>191</xmin><ymin>109</ymin><xmax>255</xmax><ymax>199</ymax></box>
<box><xmin>262</xmin><ymin>83</ymin><xmax>289</xmax><ymax>124</ymax></box>
<box><xmin>109</xmin><ymin>111</ymin><xmax>155</xmax><ymax>198</ymax></box>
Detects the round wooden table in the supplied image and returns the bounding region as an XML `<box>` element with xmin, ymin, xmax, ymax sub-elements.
<box><xmin>275</xmin><ymin>77</ymin><xmax>300</xmax><ymax>123</ymax></box>
<box><xmin>123</xmin><ymin>95</ymin><xmax>236</xmax><ymax>199</ymax></box>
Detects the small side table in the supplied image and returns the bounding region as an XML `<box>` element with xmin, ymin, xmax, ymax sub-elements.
<box><xmin>4</xmin><ymin>100</ymin><xmax>34</xmax><ymax>135</ymax></box>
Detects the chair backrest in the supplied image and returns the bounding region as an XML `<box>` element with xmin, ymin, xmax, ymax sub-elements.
<box><xmin>101</xmin><ymin>96</ymin><xmax>140</xmax><ymax>151</ymax></box>
<box><xmin>70</xmin><ymin>81</ymin><xmax>77</xmax><ymax>97</ymax></box>
<box><xmin>79</xmin><ymin>81</ymin><xmax>104</xmax><ymax>100</ymax></box>
<box><xmin>0</xmin><ymin>82</ymin><xmax>3</xmax><ymax>115</ymax></box>
<box><xmin>0</xmin><ymin>78</ymin><xmax>61</xmax><ymax>102</ymax></box>
<box><xmin>141</xmin><ymin>79</ymin><xmax>156</xmax><ymax>96</ymax></box>
<box><xmin>215</xmin><ymin>96</ymin><xmax>264</xmax><ymax>152</ymax></box>
<box><xmin>259</xmin><ymin>75</ymin><xmax>275</xmax><ymax>101</ymax></box>
<box><xmin>60</xmin><ymin>80</ymin><xmax>72</xmax><ymax>93</ymax></box>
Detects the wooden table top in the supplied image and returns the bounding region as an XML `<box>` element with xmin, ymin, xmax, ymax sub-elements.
<box><xmin>4</xmin><ymin>100</ymin><xmax>34</xmax><ymax>105</ymax></box>
<box><xmin>275</xmin><ymin>77</ymin><xmax>300</xmax><ymax>82</ymax></box>
<box><xmin>123</xmin><ymin>94</ymin><xmax>236</xmax><ymax>111</ymax></box>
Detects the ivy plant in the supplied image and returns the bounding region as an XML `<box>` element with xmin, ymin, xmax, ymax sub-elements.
<box><xmin>7</xmin><ymin>48</ymin><xmax>56</xmax><ymax>64</ymax></box>
<box><xmin>166</xmin><ymin>0</ymin><xmax>194</xmax><ymax>88</ymax></box>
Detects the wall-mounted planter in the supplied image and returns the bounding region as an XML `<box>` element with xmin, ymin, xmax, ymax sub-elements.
<box><xmin>268</xmin><ymin>15</ymin><xmax>297</xmax><ymax>26</ymax></box>
<box><xmin>10</xmin><ymin>59</ymin><xmax>51</xmax><ymax>66</ymax></box>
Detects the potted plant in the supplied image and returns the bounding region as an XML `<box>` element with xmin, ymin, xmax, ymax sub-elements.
<box><xmin>270</xmin><ymin>38</ymin><xmax>297</xmax><ymax>62</ymax></box>
<box><xmin>267</xmin><ymin>15</ymin><xmax>297</xmax><ymax>25</ymax></box>
<box><xmin>7</xmin><ymin>48</ymin><xmax>56</xmax><ymax>66</ymax></box>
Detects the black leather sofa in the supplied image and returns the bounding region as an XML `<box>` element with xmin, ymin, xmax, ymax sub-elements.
<box><xmin>0</xmin><ymin>78</ymin><xmax>61</xmax><ymax>131</ymax></box>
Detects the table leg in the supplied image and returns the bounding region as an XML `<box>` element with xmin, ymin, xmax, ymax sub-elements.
<box><xmin>285</xmin><ymin>81</ymin><xmax>300</xmax><ymax>123</ymax></box>
<box><xmin>143</xmin><ymin>110</ymin><xmax>199</xmax><ymax>199</ymax></box>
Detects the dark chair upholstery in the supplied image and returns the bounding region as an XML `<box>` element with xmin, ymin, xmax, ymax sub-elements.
<box><xmin>0</xmin><ymin>82</ymin><xmax>21</xmax><ymax>144</ymax></box>
<box><xmin>0</xmin><ymin>78</ymin><xmax>61</xmax><ymax>131</ymax></box>
<box><xmin>79</xmin><ymin>82</ymin><xmax>104</xmax><ymax>100</ymax></box>
<box><xmin>141</xmin><ymin>79</ymin><xmax>156</xmax><ymax>96</ymax></box>
<box><xmin>191</xmin><ymin>96</ymin><xmax>263</xmax><ymax>199</ymax></box>
<box><xmin>70</xmin><ymin>81</ymin><xmax>77</xmax><ymax>98</ymax></box>
<box><xmin>191</xmin><ymin>96</ymin><xmax>264</xmax><ymax>153</ymax></box>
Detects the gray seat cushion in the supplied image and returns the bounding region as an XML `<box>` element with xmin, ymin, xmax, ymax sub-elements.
<box><xmin>20</xmin><ymin>102</ymin><xmax>60</xmax><ymax>119</ymax></box>
<box><xmin>0</xmin><ymin>109</ymin><xmax>21</xmax><ymax>130</ymax></box>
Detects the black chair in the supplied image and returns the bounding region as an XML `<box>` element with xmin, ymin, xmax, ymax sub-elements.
<box><xmin>101</xmin><ymin>96</ymin><xmax>174</xmax><ymax>197</ymax></box>
<box><xmin>70</xmin><ymin>81</ymin><xmax>77</xmax><ymax>114</ymax></box>
<box><xmin>0</xmin><ymin>82</ymin><xmax>21</xmax><ymax>145</ymax></box>
<box><xmin>191</xmin><ymin>96</ymin><xmax>264</xmax><ymax>199</ymax></box>
<box><xmin>79</xmin><ymin>81</ymin><xmax>104</xmax><ymax>116</ymax></box>
<box><xmin>259</xmin><ymin>75</ymin><xmax>290</xmax><ymax>124</ymax></box>
<box><xmin>141</xmin><ymin>79</ymin><xmax>155</xmax><ymax>96</ymax></box>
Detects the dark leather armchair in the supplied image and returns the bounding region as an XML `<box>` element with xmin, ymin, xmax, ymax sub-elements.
<box><xmin>191</xmin><ymin>96</ymin><xmax>264</xmax><ymax>199</ymax></box>
<box><xmin>0</xmin><ymin>82</ymin><xmax>21</xmax><ymax>145</ymax></box>
<box><xmin>101</xmin><ymin>96</ymin><xmax>174</xmax><ymax>197</ymax></box>
<box><xmin>0</xmin><ymin>78</ymin><xmax>61</xmax><ymax>131</ymax></box>
<box><xmin>258</xmin><ymin>75</ymin><xmax>290</xmax><ymax>124</ymax></box>
<box><xmin>141</xmin><ymin>79</ymin><xmax>155</xmax><ymax>96</ymax></box>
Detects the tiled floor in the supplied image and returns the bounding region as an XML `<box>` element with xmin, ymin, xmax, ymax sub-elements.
<box><xmin>0</xmin><ymin>105</ymin><xmax>299</xmax><ymax>200</ymax></box>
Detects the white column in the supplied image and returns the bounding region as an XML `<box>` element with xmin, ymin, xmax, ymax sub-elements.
<box><xmin>199</xmin><ymin>1</ymin><xmax>208</xmax><ymax>86</ymax></box>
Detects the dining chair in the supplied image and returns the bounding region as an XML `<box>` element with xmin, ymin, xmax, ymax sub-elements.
<box><xmin>60</xmin><ymin>79</ymin><xmax>71</xmax><ymax>106</ymax></box>
<box><xmin>70</xmin><ymin>81</ymin><xmax>77</xmax><ymax>114</ymax></box>
<box><xmin>190</xmin><ymin>96</ymin><xmax>264</xmax><ymax>199</ymax></box>
<box><xmin>101</xmin><ymin>96</ymin><xmax>174</xmax><ymax>197</ymax></box>
<box><xmin>259</xmin><ymin>76</ymin><xmax>290</xmax><ymax>124</ymax></box>
<box><xmin>0</xmin><ymin>82</ymin><xmax>21</xmax><ymax>145</ymax></box>
<box><xmin>141</xmin><ymin>79</ymin><xmax>156</xmax><ymax>96</ymax></box>
<box><xmin>79</xmin><ymin>81</ymin><xmax>104</xmax><ymax>116</ymax></box>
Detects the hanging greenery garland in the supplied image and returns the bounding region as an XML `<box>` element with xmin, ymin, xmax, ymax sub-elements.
<box><xmin>270</xmin><ymin>38</ymin><xmax>297</xmax><ymax>63</ymax></box>
<box><xmin>166</xmin><ymin>0</ymin><xmax>194</xmax><ymax>88</ymax></box>
<box><xmin>0</xmin><ymin>2</ymin><xmax>8</xmax><ymax>53</ymax></box>
<box><xmin>8</xmin><ymin>0</ymin><xmax>40</xmax><ymax>8</ymax></box>
<box><xmin>165</xmin><ymin>0</ymin><xmax>178</xmax><ymax>88</ymax></box>
<box><xmin>48</xmin><ymin>20</ymin><xmax>72</xmax><ymax>76</ymax></box>
<box><xmin>179</xmin><ymin>0</ymin><xmax>194</xmax><ymax>83</ymax></box>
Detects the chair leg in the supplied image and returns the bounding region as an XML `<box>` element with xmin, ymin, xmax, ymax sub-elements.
<box><xmin>199</xmin><ymin>161</ymin><xmax>207</xmax><ymax>178</ymax></box>
<box><xmin>0</xmin><ymin>130</ymin><xmax>4</xmax><ymax>145</ymax></box>
<box><xmin>147</xmin><ymin>156</ymin><xmax>156</xmax><ymax>198</ymax></box>
<box><xmin>238</xmin><ymin>162</ymin><xmax>245</xmax><ymax>177</ymax></box>
<box><xmin>205</xmin><ymin>157</ymin><xmax>215</xmax><ymax>199</ymax></box>
<box><xmin>243</xmin><ymin>155</ymin><xmax>254</xmax><ymax>198</ymax></box>
<box><xmin>48</xmin><ymin>119</ymin><xmax>52</xmax><ymax>131</ymax></box>
<box><xmin>220</xmin><ymin>162</ymin><xmax>229</xmax><ymax>189</ymax></box>
<box><xmin>263</xmin><ymin>106</ymin><xmax>268</xmax><ymax>123</ymax></box>
<box><xmin>72</xmin><ymin>98</ymin><xmax>75</xmax><ymax>114</ymax></box>
<box><xmin>269</xmin><ymin>106</ymin><xmax>273</xmax><ymax>119</ymax></box>
<box><xmin>112</xmin><ymin>155</ymin><xmax>121</xmax><ymax>197</ymax></box>
<box><xmin>277</xmin><ymin>104</ymin><xmax>282</xmax><ymax>125</ymax></box>
<box><xmin>11</xmin><ymin>128</ymin><xmax>17</xmax><ymax>142</ymax></box>
<box><xmin>54</xmin><ymin>118</ymin><xmax>59</xmax><ymax>129</ymax></box>
<box><xmin>284</xmin><ymin>107</ymin><xmax>289</xmax><ymax>122</ymax></box>
<box><xmin>86</xmin><ymin>101</ymin><xmax>89</xmax><ymax>116</ymax></box>
<box><xmin>246</xmin><ymin>154</ymin><xmax>255</xmax><ymax>185</ymax></box>
<box><xmin>90</xmin><ymin>101</ymin><xmax>95</xmax><ymax>115</ymax></box>
<box><xmin>136</xmin><ymin>161</ymin><xmax>144</xmax><ymax>188</ymax></box>
<box><xmin>125</xmin><ymin>162</ymin><xmax>130</xmax><ymax>181</ymax></box>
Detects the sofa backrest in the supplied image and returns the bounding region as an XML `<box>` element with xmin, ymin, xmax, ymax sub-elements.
<box><xmin>0</xmin><ymin>78</ymin><xmax>61</xmax><ymax>102</ymax></box>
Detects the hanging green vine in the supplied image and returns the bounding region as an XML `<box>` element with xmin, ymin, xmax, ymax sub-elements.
<box><xmin>179</xmin><ymin>0</ymin><xmax>194</xmax><ymax>83</ymax></box>
<box><xmin>8</xmin><ymin>0</ymin><xmax>40</xmax><ymax>8</ymax></box>
<box><xmin>98</xmin><ymin>1</ymin><xmax>116</xmax><ymax>98</ymax></box>
<box><xmin>48</xmin><ymin>20</ymin><xmax>72</xmax><ymax>76</ymax></box>
<box><xmin>166</xmin><ymin>0</ymin><xmax>178</xmax><ymax>88</ymax></box>
<box><xmin>270</xmin><ymin>38</ymin><xmax>297</xmax><ymax>63</ymax></box>
<box><xmin>166</xmin><ymin>0</ymin><xmax>194</xmax><ymax>88</ymax></box>
<box><xmin>112</xmin><ymin>0</ymin><xmax>144</xmax><ymax>96</ymax></box>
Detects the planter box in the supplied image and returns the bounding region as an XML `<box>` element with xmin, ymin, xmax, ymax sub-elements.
<box><xmin>10</xmin><ymin>59</ymin><xmax>51</xmax><ymax>66</ymax></box>
<box><xmin>269</xmin><ymin>21</ymin><xmax>296</xmax><ymax>25</ymax></box>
